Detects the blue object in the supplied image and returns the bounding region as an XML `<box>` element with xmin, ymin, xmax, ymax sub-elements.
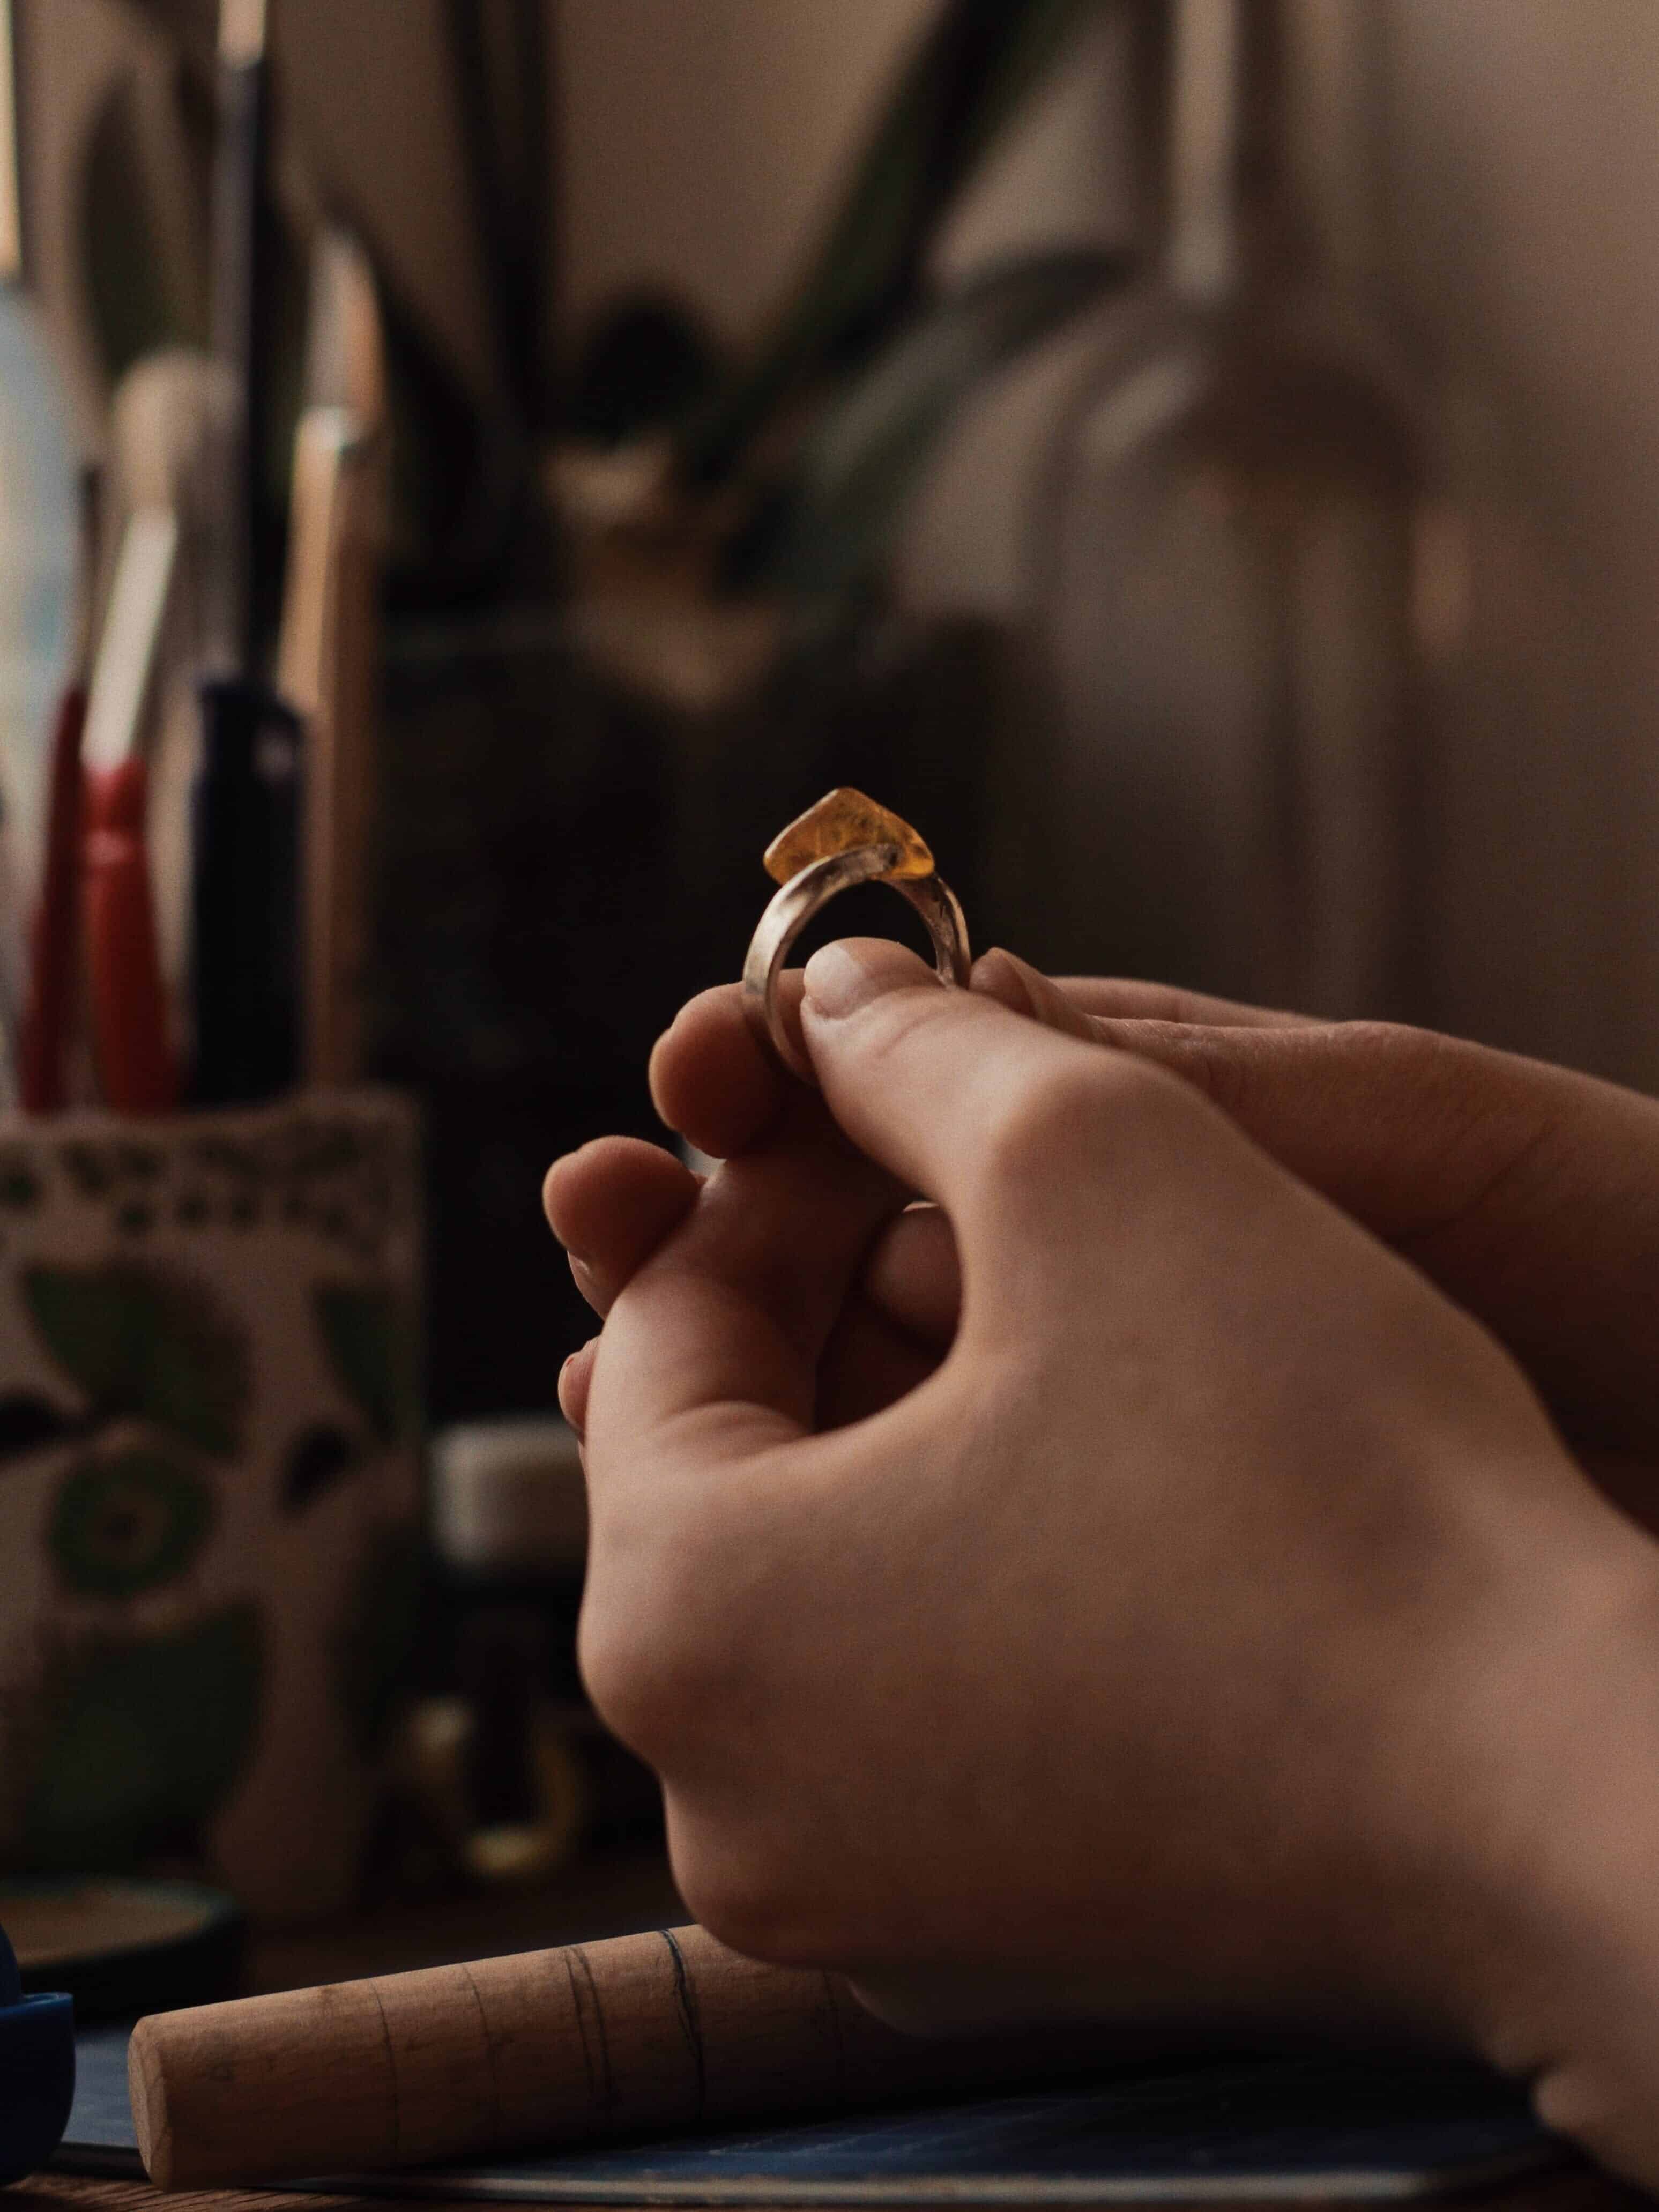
<box><xmin>0</xmin><ymin>1917</ymin><xmax>75</xmax><ymax>2183</ymax></box>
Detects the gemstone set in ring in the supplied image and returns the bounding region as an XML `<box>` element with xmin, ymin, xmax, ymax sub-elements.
<box><xmin>741</xmin><ymin>789</ymin><xmax>971</xmax><ymax>1081</ymax></box>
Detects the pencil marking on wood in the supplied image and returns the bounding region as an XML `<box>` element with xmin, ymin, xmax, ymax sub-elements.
<box><xmin>562</xmin><ymin>1950</ymin><xmax>597</xmax><ymax>2112</ymax></box>
<box><xmin>366</xmin><ymin>1977</ymin><xmax>399</xmax><ymax>2158</ymax></box>
<box><xmin>565</xmin><ymin>1943</ymin><xmax>613</xmax><ymax>2118</ymax></box>
<box><xmin>660</xmin><ymin>1927</ymin><xmax>707</xmax><ymax>2119</ymax></box>
<box><xmin>459</xmin><ymin>1959</ymin><xmax>502</xmax><ymax>2145</ymax></box>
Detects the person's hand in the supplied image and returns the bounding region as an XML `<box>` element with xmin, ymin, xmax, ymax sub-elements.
<box><xmin>549</xmin><ymin>958</ymin><xmax>1122</xmax><ymax>1438</ymax></box>
<box><xmin>557</xmin><ymin>958</ymin><xmax>1659</xmax><ymax>1513</ymax></box>
<box><xmin>1046</xmin><ymin>980</ymin><xmax>1659</xmax><ymax>1482</ymax></box>
<box><xmin>547</xmin><ymin>938</ymin><xmax>1659</xmax><ymax>2191</ymax></box>
<box><xmin>548</xmin><ymin>964</ymin><xmax>951</xmax><ymax>1441</ymax></box>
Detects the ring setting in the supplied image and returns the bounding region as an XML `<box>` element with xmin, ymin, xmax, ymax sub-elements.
<box><xmin>741</xmin><ymin>789</ymin><xmax>971</xmax><ymax>1081</ymax></box>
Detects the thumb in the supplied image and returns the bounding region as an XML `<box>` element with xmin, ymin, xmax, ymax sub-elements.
<box><xmin>800</xmin><ymin>938</ymin><xmax>1198</xmax><ymax>1310</ymax></box>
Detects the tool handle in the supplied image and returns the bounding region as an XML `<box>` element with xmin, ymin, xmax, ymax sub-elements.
<box><xmin>18</xmin><ymin>681</ymin><xmax>88</xmax><ymax>1111</ymax></box>
<box><xmin>83</xmin><ymin>756</ymin><xmax>178</xmax><ymax>1115</ymax></box>
<box><xmin>191</xmin><ymin>677</ymin><xmax>302</xmax><ymax>1105</ymax></box>
<box><xmin>128</xmin><ymin>1921</ymin><xmax>1096</xmax><ymax>2191</ymax></box>
<box><xmin>213</xmin><ymin>40</ymin><xmax>272</xmax><ymax>670</ymax></box>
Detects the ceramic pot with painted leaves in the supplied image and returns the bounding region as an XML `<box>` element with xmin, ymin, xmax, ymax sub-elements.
<box><xmin>0</xmin><ymin>1090</ymin><xmax>422</xmax><ymax>1924</ymax></box>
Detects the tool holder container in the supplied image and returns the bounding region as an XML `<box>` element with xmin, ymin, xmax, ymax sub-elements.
<box><xmin>0</xmin><ymin>1087</ymin><xmax>422</xmax><ymax>1922</ymax></box>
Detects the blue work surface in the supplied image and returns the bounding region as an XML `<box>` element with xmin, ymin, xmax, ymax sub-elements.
<box><xmin>59</xmin><ymin>2023</ymin><xmax>1560</xmax><ymax>2203</ymax></box>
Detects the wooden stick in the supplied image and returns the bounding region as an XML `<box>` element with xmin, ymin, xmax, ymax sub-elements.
<box><xmin>277</xmin><ymin>405</ymin><xmax>381</xmax><ymax>1086</ymax></box>
<box><xmin>279</xmin><ymin>225</ymin><xmax>388</xmax><ymax>1089</ymax></box>
<box><xmin>129</xmin><ymin>1922</ymin><xmax>1092</xmax><ymax>2191</ymax></box>
<box><xmin>0</xmin><ymin>0</ymin><xmax>20</xmax><ymax>284</ymax></box>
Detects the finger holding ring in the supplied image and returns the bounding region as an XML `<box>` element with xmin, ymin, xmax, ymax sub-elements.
<box><xmin>741</xmin><ymin>789</ymin><xmax>971</xmax><ymax>1082</ymax></box>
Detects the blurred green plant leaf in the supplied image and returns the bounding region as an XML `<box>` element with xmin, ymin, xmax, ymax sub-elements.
<box><xmin>78</xmin><ymin>64</ymin><xmax>210</xmax><ymax>392</ymax></box>
<box><xmin>113</xmin><ymin>0</ymin><xmax>217</xmax><ymax>77</ymax></box>
<box><xmin>118</xmin><ymin>0</ymin><xmax>525</xmax><ymax>598</ymax></box>
<box><xmin>315</xmin><ymin>1284</ymin><xmax>419</xmax><ymax>1449</ymax></box>
<box><xmin>567</xmin><ymin>293</ymin><xmax>723</xmax><ymax>449</ymax></box>
<box><xmin>23</xmin><ymin>1263</ymin><xmax>250</xmax><ymax>1459</ymax></box>
<box><xmin>681</xmin><ymin>0</ymin><xmax>1107</xmax><ymax>488</ymax></box>
<box><xmin>737</xmin><ymin>248</ymin><xmax>1131</xmax><ymax>603</ymax></box>
<box><xmin>22</xmin><ymin>1605</ymin><xmax>262</xmax><ymax>1873</ymax></box>
<box><xmin>50</xmin><ymin>1447</ymin><xmax>215</xmax><ymax>1598</ymax></box>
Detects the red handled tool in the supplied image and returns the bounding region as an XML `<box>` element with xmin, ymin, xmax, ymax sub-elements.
<box><xmin>18</xmin><ymin>681</ymin><xmax>88</xmax><ymax>1112</ymax></box>
<box><xmin>80</xmin><ymin>508</ymin><xmax>180</xmax><ymax>1115</ymax></box>
<box><xmin>187</xmin><ymin>0</ymin><xmax>304</xmax><ymax>1106</ymax></box>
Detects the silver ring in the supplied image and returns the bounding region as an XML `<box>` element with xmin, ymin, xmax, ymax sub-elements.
<box><xmin>742</xmin><ymin>843</ymin><xmax>972</xmax><ymax>1082</ymax></box>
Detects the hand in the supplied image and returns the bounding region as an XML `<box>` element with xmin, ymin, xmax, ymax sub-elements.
<box><xmin>1012</xmin><ymin>977</ymin><xmax>1659</xmax><ymax>1513</ymax></box>
<box><xmin>559</xmin><ymin>959</ymin><xmax>1659</xmax><ymax>1508</ymax></box>
<box><xmin>548</xmin><ymin>966</ymin><xmax>953</xmax><ymax>1439</ymax></box>
<box><xmin>549</xmin><ymin>959</ymin><xmax>1088</xmax><ymax>1436</ymax></box>
<box><xmin>548</xmin><ymin>938</ymin><xmax>1659</xmax><ymax>2191</ymax></box>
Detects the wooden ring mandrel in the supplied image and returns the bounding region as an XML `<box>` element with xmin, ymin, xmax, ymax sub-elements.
<box><xmin>128</xmin><ymin>1922</ymin><xmax>1098</xmax><ymax>2189</ymax></box>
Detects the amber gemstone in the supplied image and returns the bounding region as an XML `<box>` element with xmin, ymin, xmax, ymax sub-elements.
<box><xmin>762</xmin><ymin>788</ymin><xmax>935</xmax><ymax>886</ymax></box>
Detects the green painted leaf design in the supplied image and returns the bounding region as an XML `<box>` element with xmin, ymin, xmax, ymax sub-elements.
<box><xmin>50</xmin><ymin>1448</ymin><xmax>214</xmax><ymax>1598</ymax></box>
<box><xmin>334</xmin><ymin>1524</ymin><xmax>423</xmax><ymax>1757</ymax></box>
<box><xmin>0</xmin><ymin>1393</ymin><xmax>85</xmax><ymax>1464</ymax></box>
<box><xmin>0</xmin><ymin>1150</ymin><xmax>42</xmax><ymax>1210</ymax></box>
<box><xmin>23</xmin><ymin>1263</ymin><xmax>250</xmax><ymax>1458</ymax></box>
<box><xmin>314</xmin><ymin>1285</ymin><xmax>418</xmax><ymax>1448</ymax></box>
<box><xmin>21</xmin><ymin>1604</ymin><xmax>262</xmax><ymax>1874</ymax></box>
<box><xmin>281</xmin><ymin>1423</ymin><xmax>365</xmax><ymax>1516</ymax></box>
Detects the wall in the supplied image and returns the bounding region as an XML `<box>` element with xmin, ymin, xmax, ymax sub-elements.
<box><xmin>553</xmin><ymin>0</ymin><xmax>1140</xmax><ymax>612</ymax></box>
<box><xmin>1381</xmin><ymin>0</ymin><xmax>1659</xmax><ymax>1083</ymax></box>
<box><xmin>25</xmin><ymin>2</ymin><xmax>1659</xmax><ymax>1085</ymax></box>
<box><xmin>554</xmin><ymin>0</ymin><xmax>931</xmax><ymax>348</ymax></box>
<box><xmin>555</xmin><ymin>0</ymin><xmax>1659</xmax><ymax>1089</ymax></box>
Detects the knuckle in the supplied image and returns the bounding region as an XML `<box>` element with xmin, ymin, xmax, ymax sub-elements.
<box><xmin>671</xmin><ymin>1844</ymin><xmax>804</xmax><ymax>1963</ymax></box>
<box><xmin>978</xmin><ymin>1067</ymin><xmax>1086</xmax><ymax>1183</ymax></box>
<box><xmin>668</xmin><ymin>1813</ymin><xmax>841</xmax><ymax>1966</ymax></box>
<box><xmin>576</xmin><ymin>1556</ymin><xmax>735</xmax><ymax>1771</ymax></box>
<box><xmin>856</xmin><ymin>982</ymin><xmax>961</xmax><ymax>1088</ymax></box>
<box><xmin>574</xmin><ymin>1604</ymin><xmax>674</xmax><ymax>1762</ymax></box>
<box><xmin>1326</xmin><ymin>1018</ymin><xmax>1457</xmax><ymax>1111</ymax></box>
<box><xmin>1161</xmin><ymin>1028</ymin><xmax>1252</xmax><ymax>1120</ymax></box>
<box><xmin>979</xmin><ymin>1052</ymin><xmax>1174</xmax><ymax>1190</ymax></box>
<box><xmin>1333</xmin><ymin>1016</ymin><xmax>1413</xmax><ymax>1058</ymax></box>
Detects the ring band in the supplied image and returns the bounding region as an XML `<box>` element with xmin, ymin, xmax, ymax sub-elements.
<box><xmin>742</xmin><ymin>843</ymin><xmax>972</xmax><ymax>1081</ymax></box>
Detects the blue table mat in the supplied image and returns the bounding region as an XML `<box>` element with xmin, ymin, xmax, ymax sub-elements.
<box><xmin>58</xmin><ymin>2022</ymin><xmax>1559</xmax><ymax>2202</ymax></box>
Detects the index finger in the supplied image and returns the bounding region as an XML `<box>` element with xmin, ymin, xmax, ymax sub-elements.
<box><xmin>1054</xmin><ymin>976</ymin><xmax>1322</xmax><ymax>1028</ymax></box>
<box><xmin>649</xmin><ymin>975</ymin><xmax>803</xmax><ymax>1162</ymax></box>
<box><xmin>586</xmin><ymin>1087</ymin><xmax>907</xmax><ymax>1473</ymax></box>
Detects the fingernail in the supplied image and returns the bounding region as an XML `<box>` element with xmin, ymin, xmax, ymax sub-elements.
<box><xmin>804</xmin><ymin>939</ymin><xmax>929</xmax><ymax>1020</ymax></box>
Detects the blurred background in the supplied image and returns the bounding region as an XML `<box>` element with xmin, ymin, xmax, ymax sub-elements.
<box><xmin>1</xmin><ymin>0</ymin><xmax>1656</xmax><ymax>1968</ymax></box>
<box><xmin>14</xmin><ymin>0</ymin><xmax>1658</xmax><ymax>1411</ymax></box>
